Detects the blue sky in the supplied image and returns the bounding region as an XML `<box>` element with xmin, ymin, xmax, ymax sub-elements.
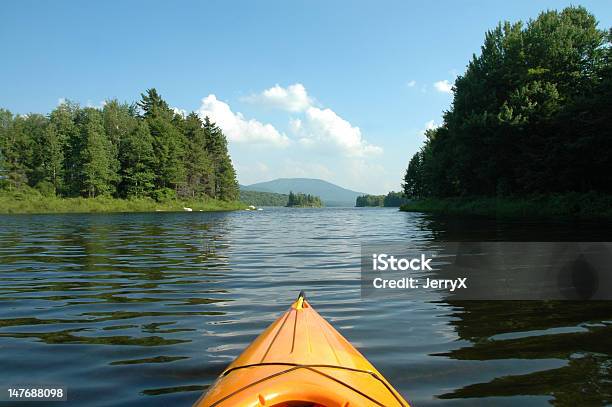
<box><xmin>2</xmin><ymin>1</ymin><xmax>610</xmax><ymax>194</ymax></box>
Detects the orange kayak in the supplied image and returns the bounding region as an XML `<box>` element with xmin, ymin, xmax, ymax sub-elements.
<box><xmin>194</xmin><ymin>292</ymin><xmax>410</xmax><ymax>407</ymax></box>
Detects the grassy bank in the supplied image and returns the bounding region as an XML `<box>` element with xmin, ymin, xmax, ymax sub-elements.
<box><xmin>400</xmin><ymin>193</ymin><xmax>612</xmax><ymax>220</ymax></box>
<box><xmin>0</xmin><ymin>191</ymin><xmax>247</xmax><ymax>214</ymax></box>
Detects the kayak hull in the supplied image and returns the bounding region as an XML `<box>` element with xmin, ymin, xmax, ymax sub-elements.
<box><xmin>194</xmin><ymin>295</ymin><xmax>409</xmax><ymax>407</ymax></box>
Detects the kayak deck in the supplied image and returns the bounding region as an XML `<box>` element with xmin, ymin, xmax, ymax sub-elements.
<box><xmin>194</xmin><ymin>293</ymin><xmax>409</xmax><ymax>407</ymax></box>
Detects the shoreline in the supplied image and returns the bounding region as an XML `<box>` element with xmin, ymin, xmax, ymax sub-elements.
<box><xmin>0</xmin><ymin>193</ymin><xmax>247</xmax><ymax>215</ymax></box>
<box><xmin>399</xmin><ymin>193</ymin><xmax>612</xmax><ymax>220</ymax></box>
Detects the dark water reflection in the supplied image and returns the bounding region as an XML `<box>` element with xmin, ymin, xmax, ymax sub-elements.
<box><xmin>0</xmin><ymin>209</ymin><xmax>611</xmax><ymax>406</ymax></box>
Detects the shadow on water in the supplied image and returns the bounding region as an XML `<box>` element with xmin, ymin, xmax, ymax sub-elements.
<box><xmin>417</xmin><ymin>214</ymin><xmax>612</xmax><ymax>405</ymax></box>
<box><xmin>433</xmin><ymin>301</ymin><xmax>612</xmax><ymax>405</ymax></box>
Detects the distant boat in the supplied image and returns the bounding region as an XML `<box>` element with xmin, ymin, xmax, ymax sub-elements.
<box><xmin>183</xmin><ymin>207</ymin><xmax>193</xmax><ymax>212</ymax></box>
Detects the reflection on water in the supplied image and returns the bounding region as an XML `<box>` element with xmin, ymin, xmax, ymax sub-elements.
<box><xmin>0</xmin><ymin>209</ymin><xmax>611</xmax><ymax>406</ymax></box>
<box><xmin>435</xmin><ymin>302</ymin><xmax>612</xmax><ymax>405</ymax></box>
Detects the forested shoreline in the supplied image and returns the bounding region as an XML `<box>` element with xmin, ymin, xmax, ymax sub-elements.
<box><xmin>239</xmin><ymin>189</ymin><xmax>289</xmax><ymax>206</ymax></box>
<box><xmin>0</xmin><ymin>89</ymin><xmax>240</xmax><ymax>213</ymax></box>
<box><xmin>355</xmin><ymin>191</ymin><xmax>408</xmax><ymax>207</ymax></box>
<box><xmin>402</xmin><ymin>7</ymin><xmax>611</xmax><ymax>218</ymax></box>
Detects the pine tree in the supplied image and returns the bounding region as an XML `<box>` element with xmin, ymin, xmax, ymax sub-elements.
<box><xmin>80</xmin><ymin>108</ymin><xmax>117</xmax><ymax>197</ymax></box>
<box><xmin>1</xmin><ymin>113</ymin><xmax>38</xmax><ymax>189</ymax></box>
<box><xmin>203</xmin><ymin>117</ymin><xmax>239</xmax><ymax>200</ymax></box>
<box><xmin>58</xmin><ymin>101</ymin><xmax>84</xmax><ymax>196</ymax></box>
<box><xmin>0</xmin><ymin>89</ymin><xmax>243</xmax><ymax>203</ymax></box>
<box><xmin>287</xmin><ymin>191</ymin><xmax>295</xmax><ymax>206</ymax></box>
<box><xmin>37</xmin><ymin>122</ymin><xmax>65</xmax><ymax>193</ymax></box>
<box><xmin>20</xmin><ymin>114</ymin><xmax>48</xmax><ymax>187</ymax></box>
<box><xmin>102</xmin><ymin>100</ymin><xmax>135</xmax><ymax>192</ymax></box>
<box><xmin>137</xmin><ymin>88</ymin><xmax>169</xmax><ymax>118</ymax></box>
<box><xmin>183</xmin><ymin>113</ymin><xmax>213</xmax><ymax>197</ymax></box>
<box><xmin>139</xmin><ymin>89</ymin><xmax>187</xmax><ymax>194</ymax></box>
<box><xmin>0</xmin><ymin>109</ymin><xmax>15</xmax><ymax>189</ymax></box>
<box><xmin>119</xmin><ymin>121</ymin><xmax>155</xmax><ymax>198</ymax></box>
<box><xmin>404</xmin><ymin>6</ymin><xmax>611</xmax><ymax>197</ymax></box>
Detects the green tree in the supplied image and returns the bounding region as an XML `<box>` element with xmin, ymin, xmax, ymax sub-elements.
<box><xmin>0</xmin><ymin>109</ymin><xmax>15</xmax><ymax>189</ymax></box>
<box><xmin>403</xmin><ymin>151</ymin><xmax>424</xmax><ymax>198</ymax></box>
<box><xmin>119</xmin><ymin>121</ymin><xmax>156</xmax><ymax>198</ymax></box>
<box><xmin>383</xmin><ymin>191</ymin><xmax>408</xmax><ymax>207</ymax></box>
<box><xmin>20</xmin><ymin>114</ymin><xmax>48</xmax><ymax>187</ymax></box>
<box><xmin>183</xmin><ymin>113</ymin><xmax>213</xmax><ymax>197</ymax></box>
<box><xmin>139</xmin><ymin>89</ymin><xmax>187</xmax><ymax>193</ymax></box>
<box><xmin>0</xmin><ymin>88</ymin><xmax>243</xmax><ymax>204</ymax></box>
<box><xmin>102</xmin><ymin>100</ymin><xmax>135</xmax><ymax>192</ymax></box>
<box><xmin>355</xmin><ymin>194</ymin><xmax>384</xmax><ymax>207</ymax></box>
<box><xmin>0</xmin><ymin>112</ymin><xmax>41</xmax><ymax>189</ymax></box>
<box><xmin>80</xmin><ymin>108</ymin><xmax>117</xmax><ymax>197</ymax></box>
<box><xmin>36</xmin><ymin>122</ymin><xmax>65</xmax><ymax>193</ymax></box>
<box><xmin>203</xmin><ymin>117</ymin><xmax>238</xmax><ymax>200</ymax></box>
<box><xmin>57</xmin><ymin>101</ymin><xmax>85</xmax><ymax>196</ymax></box>
<box><xmin>137</xmin><ymin>88</ymin><xmax>169</xmax><ymax>118</ymax></box>
<box><xmin>286</xmin><ymin>191</ymin><xmax>323</xmax><ymax>207</ymax></box>
<box><xmin>404</xmin><ymin>6</ymin><xmax>611</xmax><ymax>199</ymax></box>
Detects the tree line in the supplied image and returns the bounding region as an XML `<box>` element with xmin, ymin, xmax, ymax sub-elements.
<box><xmin>0</xmin><ymin>89</ymin><xmax>239</xmax><ymax>201</ymax></box>
<box><xmin>403</xmin><ymin>6</ymin><xmax>611</xmax><ymax>199</ymax></box>
<box><xmin>355</xmin><ymin>191</ymin><xmax>408</xmax><ymax>207</ymax></box>
<box><xmin>239</xmin><ymin>189</ymin><xmax>289</xmax><ymax>206</ymax></box>
<box><xmin>286</xmin><ymin>191</ymin><xmax>323</xmax><ymax>207</ymax></box>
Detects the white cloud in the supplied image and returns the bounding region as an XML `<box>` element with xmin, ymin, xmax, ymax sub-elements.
<box><xmin>293</xmin><ymin>106</ymin><xmax>383</xmax><ymax>157</ymax></box>
<box><xmin>197</xmin><ymin>94</ymin><xmax>289</xmax><ymax>147</ymax></box>
<box><xmin>172</xmin><ymin>107</ymin><xmax>187</xmax><ymax>117</ymax></box>
<box><xmin>244</xmin><ymin>83</ymin><xmax>381</xmax><ymax>157</ymax></box>
<box><xmin>243</xmin><ymin>83</ymin><xmax>312</xmax><ymax>112</ymax></box>
<box><xmin>434</xmin><ymin>80</ymin><xmax>453</xmax><ymax>94</ymax></box>
<box><xmin>289</xmin><ymin>118</ymin><xmax>302</xmax><ymax>133</ymax></box>
<box><xmin>199</xmin><ymin>83</ymin><xmax>384</xmax><ymax>192</ymax></box>
<box><xmin>418</xmin><ymin>120</ymin><xmax>440</xmax><ymax>137</ymax></box>
<box><xmin>406</xmin><ymin>80</ymin><xmax>416</xmax><ymax>88</ymax></box>
<box><xmin>87</xmin><ymin>100</ymin><xmax>106</xmax><ymax>108</ymax></box>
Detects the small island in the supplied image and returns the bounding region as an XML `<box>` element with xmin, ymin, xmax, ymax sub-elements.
<box><xmin>286</xmin><ymin>191</ymin><xmax>323</xmax><ymax>208</ymax></box>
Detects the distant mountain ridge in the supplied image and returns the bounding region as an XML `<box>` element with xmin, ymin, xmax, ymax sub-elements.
<box><xmin>241</xmin><ymin>178</ymin><xmax>367</xmax><ymax>207</ymax></box>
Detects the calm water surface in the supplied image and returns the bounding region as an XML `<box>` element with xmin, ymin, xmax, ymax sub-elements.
<box><xmin>0</xmin><ymin>208</ymin><xmax>611</xmax><ymax>406</ymax></box>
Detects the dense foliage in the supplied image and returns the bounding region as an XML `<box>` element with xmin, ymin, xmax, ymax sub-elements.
<box><xmin>239</xmin><ymin>189</ymin><xmax>289</xmax><ymax>206</ymax></box>
<box><xmin>403</xmin><ymin>7</ymin><xmax>611</xmax><ymax>199</ymax></box>
<box><xmin>356</xmin><ymin>194</ymin><xmax>384</xmax><ymax>207</ymax></box>
<box><xmin>356</xmin><ymin>191</ymin><xmax>409</xmax><ymax>207</ymax></box>
<box><xmin>286</xmin><ymin>191</ymin><xmax>323</xmax><ymax>207</ymax></box>
<box><xmin>0</xmin><ymin>89</ymin><xmax>239</xmax><ymax>201</ymax></box>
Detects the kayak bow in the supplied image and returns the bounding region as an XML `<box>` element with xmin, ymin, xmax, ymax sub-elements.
<box><xmin>194</xmin><ymin>292</ymin><xmax>410</xmax><ymax>407</ymax></box>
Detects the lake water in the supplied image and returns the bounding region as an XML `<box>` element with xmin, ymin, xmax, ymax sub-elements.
<box><xmin>1</xmin><ymin>208</ymin><xmax>611</xmax><ymax>406</ymax></box>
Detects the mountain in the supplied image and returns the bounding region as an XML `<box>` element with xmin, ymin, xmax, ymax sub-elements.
<box><xmin>242</xmin><ymin>178</ymin><xmax>367</xmax><ymax>207</ymax></box>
